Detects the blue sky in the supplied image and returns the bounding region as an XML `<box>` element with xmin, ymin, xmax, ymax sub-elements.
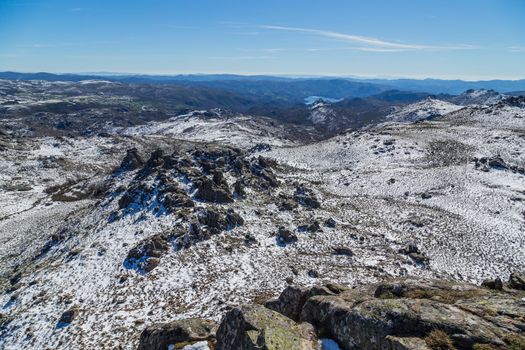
<box><xmin>1</xmin><ymin>0</ymin><xmax>524</xmax><ymax>79</ymax></box>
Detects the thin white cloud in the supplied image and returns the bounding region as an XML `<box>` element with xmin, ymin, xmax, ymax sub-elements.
<box><xmin>228</xmin><ymin>31</ymin><xmax>260</xmax><ymax>36</ymax></box>
<box><xmin>261</xmin><ymin>25</ymin><xmax>476</xmax><ymax>51</ymax></box>
<box><xmin>14</xmin><ymin>43</ymin><xmax>79</xmax><ymax>49</ymax></box>
<box><xmin>509</xmin><ymin>46</ymin><xmax>525</xmax><ymax>52</ymax></box>
<box><xmin>209</xmin><ymin>55</ymin><xmax>275</xmax><ymax>60</ymax></box>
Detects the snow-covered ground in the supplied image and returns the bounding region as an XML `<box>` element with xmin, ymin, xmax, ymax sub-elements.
<box><xmin>385</xmin><ymin>98</ymin><xmax>462</xmax><ymax>122</ymax></box>
<box><xmin>0</xmin><ymin>97</ymin><xmax>524</xmax><ymax>349</ymax></box>
<box><xmin>114</xmin><ymin>110</ymin><xmax>298</xmax><ymax>148</ymax></box>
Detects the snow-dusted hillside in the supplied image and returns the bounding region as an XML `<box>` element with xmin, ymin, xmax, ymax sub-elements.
<box><xmin>386</xmin><ymin>97</ymin><xmax>462</xmax><ymax>122</ymax></box>
<box><xmin>450</xmin><ymin>88</ymin><xmax>506</xmax><ymax>106</ymax></box>
<box><xmin>308</xmin><ymin>101</ymin><xmax>337</xmax><ymax>125</ymax></box>
<box><xmin>0</xmin><ymin>87</ymin><xmax>524</xmax><ymax>349</ymax></box>
<box><xmin>115</xmin><ymin>109</ymin><xmax>298</xmax><ymax>148</ymax></box>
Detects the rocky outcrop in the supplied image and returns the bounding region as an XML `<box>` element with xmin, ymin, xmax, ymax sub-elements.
<box><xmin>139</xmin><ymin>278</ymin><xmax>525</xmax><ymax>349</ymax></box>
<box><xmin>215</xmin><ymin>304</ymin><xmax>317</xmax><ymax>350</ymax></box>
<box><xmin>137</xmin><ymin>318</ymin><xmax>217</xmax><ymax>350</ymax></box>
<box><xmin>114</xmin><ymin>144</ymin><xmax>280</xmax><ymax>216</ymax></box>
<box><xmin>300</xmin><ymin>279</ymin><xmax>525</xmax><ymax>350</ymax></box>
<box><xmin>114</xmin><ymin>144</ymin><xmax>282</xmax><ymax>272</ymax></box>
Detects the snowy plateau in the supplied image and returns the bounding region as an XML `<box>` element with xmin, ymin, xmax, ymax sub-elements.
<box><xmin>0</xmin><ymin>79</ymin><xmax>524</xmax><ymax>350</ymax></box>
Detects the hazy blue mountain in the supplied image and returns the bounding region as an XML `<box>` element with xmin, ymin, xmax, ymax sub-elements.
<box><xmin>2</xmin><ymin>71</ymin><xmax>525</xmax><ymax>99</ymax></box>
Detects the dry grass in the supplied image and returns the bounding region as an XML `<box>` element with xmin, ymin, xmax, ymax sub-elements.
<box><xmin>505</xmin><ymin>334</ymin><xmax>525</xmax><ymax>350</ymax></box>
<box><xmin>425</xmin><ymin>330</ymin><xmax>456</xmax><ymax>350</ymax></box>
<box><xmin>472</xmin><ymin>344</ymin><xmax>499</xmax><ymax>350</ymax></box>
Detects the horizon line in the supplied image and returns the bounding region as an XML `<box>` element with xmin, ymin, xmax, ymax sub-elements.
<box><xmin>1</xmin><ymin>70</ymin><xmax>525</xmax><ymax>82</ymax></box>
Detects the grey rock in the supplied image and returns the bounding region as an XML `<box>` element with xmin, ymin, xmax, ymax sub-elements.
<box><xmin>508</xmin><ymin>272</ymin><xmax>525</xmax><ymax>290</ymax></box>
<box><xmin>215</xmin><ymin>304</ymin><xmax>317</xmax><ymax>350</ymax></box>
<box><xmin>138</xmin><ymin>318</ymin><xmax>217</xmax><ymax>350</ymax></box>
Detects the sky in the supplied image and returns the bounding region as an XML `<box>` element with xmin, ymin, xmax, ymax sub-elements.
<box><xmin>1</xmin><ymin>0</ymin><xmax>524</xmax><ymax>80</ymax></box>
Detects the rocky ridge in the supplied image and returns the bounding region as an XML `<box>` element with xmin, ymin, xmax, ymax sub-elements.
<box><xmin>138</xmin><ymin>275</ymin><xmax>525</xmax><ymax>350</ymax></box>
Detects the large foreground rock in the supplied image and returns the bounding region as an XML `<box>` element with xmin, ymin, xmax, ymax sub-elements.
<box><xmin>138</xmin><ymin>278</ymin><xmax>525</xmax><ymax>350</ymax></box>
<box><xmin>297</xmin><ymin>278</ymin><xmax>525</xmax><ymax>350</ymax></box>
<box><xmin>137</xmin><ymin>318</ymin><xmax>217</xmax><ymax>350</ymax></box>
<box><xmin>215</xmin><ymin>304</ymin><xmax>317</xmax><ymax>350</ymax></box>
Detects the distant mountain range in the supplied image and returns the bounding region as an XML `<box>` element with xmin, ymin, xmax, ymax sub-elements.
<box><xmin>1</xmin><ymin>71</ymin><xmax>525</xmax><ymax>101</ymax></box>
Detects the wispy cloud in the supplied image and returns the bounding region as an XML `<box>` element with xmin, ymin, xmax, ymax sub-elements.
<box><xmin>509</xmin><ymin>46</ymin><xmax>525</xmax><ymax>52</ymax></box>
<box><xmin>209</xmin><ymin>55</ymin><xmax>274</xmax><ymax>60</ymax></box>
<box><xmin>219</xmin><ymin>21</ymin><xmax>250</xmax><ymax>29</ymax></box>
<box><xmin>160</xmin><ymin>24</ymin><xmax>197</xmax><ymax>30</ymax></box>
<box><xmin>226</xmin><ymin>31</ymin><xmax>260</xmax><ymax>36</ymax></box>
<box><xmin>240</xmin><ymin>47</ymin><xmax>421</xmax><ymax>53</ymax></box>
<box><xmin>24</xmin><ymin>43</ymin><xmax>78</xmax><ymax>49</ymax></box>
<box><xmin>261</xmin><ymin>25</ymin><xmax>476</xmax><ymax>51</ymax></box>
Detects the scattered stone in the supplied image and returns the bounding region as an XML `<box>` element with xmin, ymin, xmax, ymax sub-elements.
<box><xmin>138</xmin><ymin>318</ymin><xmax>217</xmax><ymax>350</ymax></box>
<box><xmin>332</xmin><ymin>246</ymin><xmax>353</xmax><ymax>256</ymax></box>
<box><xmin>399</xmin><ymin>243</ymin><xmax>429</xmax><ymax>265</ymax></box>
<box><xmin>249</xmin><ymin>143</ymin><xmax>272</xmax><ymax>153</ymax></box>
<box><xmin>324</xmin><ymin>218</ymin><xmax>337</xmax><ymax>228</ymax></box>
<box><xmin>488</xmin><ymin>157</ymin><xmax>508</xmax><ymax>170</ymax></box>
<box><xmin>278</xmin><ymin>197</ymin><xmax>298</xmax><ymax>211</ymax></box>
<box><xmin>276</xmin><ymin>227</ymin><xmax>298</xmax><ymax>245</ymax></box>
<box><xmin>243</xmin><ymin>234</ymin><xmax>257</xmax><ymax>246</ymax></box>
<box><xmin>473</xmin><ymin>156</ymin><xmax>525</xmax><ymax>175</ymax></box>
<box><xmin>421</xmin><ymin>192</ymin><xmax>432</xmax><ymax>199</ymax></box>
<box><xmin>481</xmin><ymin>277</ymin><xmax>503</xmax><ymax>291</ymax></box>
<box><xmin>508</xmin><ymin>272</ymin><xmax>525</xmax><ymax>290</ymax></box>
<box><xmin>57</xmin><ymin>307</ymin><xmax>79</xmax><ymax>328</ymax></box>
<box><xmin>307</xmin><ymin>269</ymin><xmax>319</xmax><ymax>278</ymax></box>
<box><xmin>294</xmin><ymin>185</ymin><xmax>321</xmax><ymax>209</ymax></box>
<box><xmin>298</xmin><ymin>221</ymin><xmax>322</xmax><ymax>233</ymax></box>
<box><xmin>233</xmin><ymin>180</ymin><xmax>245</xmax><ymax>198</ymax></box>
<box><xmin>0</xmin><ymin>313</ymin><xmax>13</xmax><ymax>331</ymax></box>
